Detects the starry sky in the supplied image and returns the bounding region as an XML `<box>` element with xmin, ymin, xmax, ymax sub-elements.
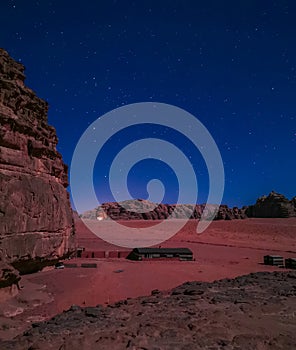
<box><xmin>1</xmin><ymin>0</ymin><xmax>295</xmax><ymax>209</ymax></box>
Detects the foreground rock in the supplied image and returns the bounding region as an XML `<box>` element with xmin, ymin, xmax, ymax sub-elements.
<box><xmin>246</xmin><ymin>191</ymin><xmax>296</xmax><ymax>218</ymax></box>
<box><xmin>0</xmin><ymin>48</ymin><xmax>75</xmax><ymax>279</ymax></box>
<box><xmin>1</xmin><ymin>271</ymin><xmax>296</xmax><ymax>349</ymax></box>
<box><xmin>0</xmin><ymin>253</ymin><xmax>20</xmax><ymax>290</ymax></box>
<box><xmin>82</xmin><ymin>199</ymin><xmax>247</xmax><ymax>221</ymax></box>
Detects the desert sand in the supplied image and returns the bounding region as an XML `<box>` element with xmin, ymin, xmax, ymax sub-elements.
<box><xmin>2</xmin><ymin>270</ymin><xmax>296</xmax><ymax>349</ymax></box>
<box><xmin>0</xmin><ymin>218</ymin><xmax>295</xmax><ymax>341</ymax></box>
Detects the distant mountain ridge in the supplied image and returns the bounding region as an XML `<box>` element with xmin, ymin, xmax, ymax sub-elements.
<box><xmin>80</xmin><ymin>192</ymin><xmax>296</xmax><ymax>221</ymax></box>
<box><xmin>81</xmin><ymin>199</ymin><xmax>247</xmax><ymax>221</ymax></box>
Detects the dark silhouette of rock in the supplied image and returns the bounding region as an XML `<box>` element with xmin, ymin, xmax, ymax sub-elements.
<box><xmin>246</xmin><ymin>191</ymin><xmax>296</xmax><ymax>218</ymax></box>
<box><xmin>1</xmin><ymin>271</ymin><xmax>296</xmax><ymax>349</ymax></box>
<box><xmin>0</xmin><ymin>252</ymin><xmax>20</xmax><ymax>289</ymax></box>
<box><xmin>215</xmin><ymin>205</ymin><xmax>247</xmax><ymax>220</ymax></box>
<box><xmin>0</xmin><ymin>49</ymin><xmax>75</xmax><ymax>281</ymax></box>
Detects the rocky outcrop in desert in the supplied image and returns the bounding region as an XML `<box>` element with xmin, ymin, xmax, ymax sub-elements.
<box><xmin>83</xmin><ymin>192</ymin><xmax>296</xmax><ymax>221</ymax></box>
<box><xmin>0</xmin><ymin>49</ymin><xmax>75</xmax><ymax>280</ymax></box>
<box><xmin>1</xmin><ymin>270</ymin><xmax>296</xmax><ymax>350</ymax></box>
<box><xmin>246</xmin><ymin>191</ymin><xmax>296</xmax><ymax>218</ymax></box>
<box><xmin>82</xmin><ymin>199</ymin><xmax>247</xmax><ymax>221</ymax></box>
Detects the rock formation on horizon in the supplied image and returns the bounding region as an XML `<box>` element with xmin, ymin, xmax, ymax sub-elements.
<box><xmin>0</xmin><ymin>48</ymin><xmax>76</xmax><ymax>282</ymax></box>
<box><xmin>246</xmin><ymin>191</ymin><xmax>296</xmax><ymax>218</ymax></box>
<box><xmin>81</xmin><ymin>191</ymin><xmax>296</xmax><ymax>221</ymax></box>
<box><xmin>81</xmin><ymin>199</ymin><xmax>247</xmax><ymax>221</ymax></box>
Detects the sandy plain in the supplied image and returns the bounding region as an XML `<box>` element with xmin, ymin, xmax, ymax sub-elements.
<box><xmin>0</xmin><ymin>217</ymin><xmax>295</xmax><ymax>340</ymax></box>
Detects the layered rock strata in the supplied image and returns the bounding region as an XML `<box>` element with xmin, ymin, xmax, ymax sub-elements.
<box><xmin>0</xmin><ymin>49</ymin><xmax>75</xmax><ymax>278</ymax></box>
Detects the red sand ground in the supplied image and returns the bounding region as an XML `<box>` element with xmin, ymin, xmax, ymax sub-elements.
<box><xmin>0</xmin><ymin>218</ymin><xmax>295</xmax><ymax>340</ymax></box>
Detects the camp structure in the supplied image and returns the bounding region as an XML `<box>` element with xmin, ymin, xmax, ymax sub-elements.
<box><xmin>76</xmin><ymin>247</ymin><xmax>85</xmax><ymax>258</ymax></box>
<box><xmin>285</xmin><ymin>258</ymin><xmax>296</xmax><ymax>269</ymax></box>
<box><xmin>127</xmin><ymin>247</ymin><xmax>193</xmax><ymax>261</ymax></box>
<box><xmin>263</xmin><ymin>255</ymin><xmax>284</xmax><ymax>267</ymax></box>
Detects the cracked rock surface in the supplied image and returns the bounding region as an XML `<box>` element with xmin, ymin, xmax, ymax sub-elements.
<box><xmin>0</xmin><ymin>48</ymin><xmax>75</xmax><ymax>278</ymax></box>
<box><xmin>1</xmin><ymin>271</ymin><xmax>296</xmax><ymax>350</ymax></box>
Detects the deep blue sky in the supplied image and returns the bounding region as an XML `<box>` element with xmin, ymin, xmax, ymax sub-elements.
<box><xmin>1</xmin><ymin>0</ymin><xmax>295</xmax><ymax>209</ymax></box>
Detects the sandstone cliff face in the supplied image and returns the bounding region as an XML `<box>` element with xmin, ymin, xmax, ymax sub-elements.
<box><xmin>246</xmin><ymin>191</ymin><xmax>296</xmax><ymax>218</ymax></box>
<box><xmin>82</xmin><ymin>199</ymin><xmax>247</xmax><ymax>221</ymax></box>
<box><xmin>0</xmin><ymin>49</ymin><xmax>75</xmax><ymax>276</ymax></box>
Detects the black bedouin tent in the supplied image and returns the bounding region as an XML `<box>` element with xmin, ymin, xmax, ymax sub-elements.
<box><xmin>127</xmin><ymin>247</ymin><xmax>193</xmax><ymax>261</ymax></box>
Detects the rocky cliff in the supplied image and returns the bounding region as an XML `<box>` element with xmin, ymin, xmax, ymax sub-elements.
<box><xmin>81</xmin><ymin>199</ymin><xmax>247</xmax><ymax>221</ymax></box>
<box><xmin>1</xmin><ymin>271</ymin><xmax>296</xmax><ymax>349</ymax></box>
<box><xmin>0</xmin><ymin>49</ymin><xmax>75</xmax><ymax>279</ymax></box>
<box><xmin>246</xmin><ymin>191</ymin><xmax>296</xmax><ymax>218</ymax></box>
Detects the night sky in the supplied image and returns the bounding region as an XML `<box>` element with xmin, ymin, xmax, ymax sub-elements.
<box><xmin>1</xmin><ymin>1</ymin><xmax>295</xmax><ymax>210</ymax></box>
